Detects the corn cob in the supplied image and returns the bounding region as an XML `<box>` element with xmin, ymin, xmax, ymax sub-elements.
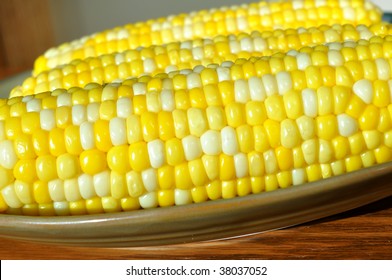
<box><xmin>1</xmin><ymin>34</ymin><xmax>392</xmax><ymax>215</ymax></box>
<box><xmin>11</xmin><ymin>22</ymin><xmax>392</xmax><ymax>98</ymax></box>
<box><xmin>33</xmin><ymin>0</ymin><xmax>382</xmax><ymax>75</ymax></box>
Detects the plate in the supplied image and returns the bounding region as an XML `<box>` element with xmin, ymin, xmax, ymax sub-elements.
<box><xmin>0</xmin><ymin>161</ymin><xmax>392</xmax><ymax>247</ymax></box>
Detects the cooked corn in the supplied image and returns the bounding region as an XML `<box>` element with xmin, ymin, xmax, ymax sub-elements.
<box><xmin>33</xmin><ymin>0</ymin><xmax>382</xmax><ymax>75</ymax></box>
<box><xmin>2</xmin><ymin>33</ymin><xmax>392</xmax><ymax>215</ymax></box>
<box><xmin>12</xmin><ymin>22</ymin><xmax>392</xmax><ymax>98</ymax></box>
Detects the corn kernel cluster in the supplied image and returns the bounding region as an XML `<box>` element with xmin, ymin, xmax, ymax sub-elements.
<box><xmin>0</xmin><ymin>0</ymin><xmax>389</xmax><ymax>215</ymax></box>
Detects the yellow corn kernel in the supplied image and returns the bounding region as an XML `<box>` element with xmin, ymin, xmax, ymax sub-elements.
<box><xmin>189</xmin><ymin>88</ymin><xmax>207</xmax><ymax>109</ymax></box>
<box><xmin>86</xmin><ymin>197</ymin><xmax>104</xmax><ymax>214</ymax></box>
<box><xmin>56</xmin><ymin>153</ymin><xmax>80</xmax><ymax>180</ymax></box>
<box><xmin>165</xmin><ymin>138</ymin><xmax>185</xmax><ymax>166</ymax></box>
<box><xmin>358</xmin><ymin>105</ymin><xmax>380</xmax><ymax>130</ymax></box>
<box><xmin>205</xmin><ymin>180</ymin><xmax>221</xmax><ymax>200</ymax></box>
<box><xmin>283</xmin><ymin>90</ymin><xmax>303</xmax><ymax>120</ymax></box>
<box><xmin>275</xmin><ymin>146</ymin><xmax>293</xmax><ymax>171</ymax></box>
<box><xmin>126</xmin><ymin>170</ymin><xmax>145</xmax><ymax>198</ymax></box>
<box><xmin>32</xmin><ymin>130</ymin><xmax>50</xmax><ymax>156</ymax></box>
<box><xmin>94</xmin><ymin>119</ymin><xmax>112</xmax><ymax>152</ymax></box>
<box><xmin>316</xmin><ymin>115</ymin><xmax>338</xmax><ymax>140</ymax></box>
<box><xmin>158</xmin><ymin>112</ymin><xmax>175</xmax><ymax>141</ymax></box>
<box><xmin>348</xmin><ymin>132</ymin><xmax>366</xmax><ymax>155</ymax></box>
<box><xmin>32</xmin><ymin>181</ymin><xmax>51</xmax><ymax>204</ymax></box>
<box><xmin>317</xmin><ymin>86</ymin><xmax>333</xmax><ymax>116</ymax></box>
<box><xmin>218</xmin><ymin>81</ymin><xmax>235</xmax><ymax>106</ymax></box>
<box><xmin>129</xmin><ymin>142</ymin><xmax>150</xmax><ymax>172</ymax></box>
<box><xmin>49</xmin><ymin>128</ymin><xmax>66</xmax><ymax>156</ymax></box>
<box><xmin>225</xmin><ymin>102</ymin><xmax>246</xmax><ymax>128</ymax></box>
<box><xmin>64</xmin><ymin>125</ymin><xmax>83</xmax><ymax>155</ymax></box>
<box><xmin>345</xmin><ymin>94</ymin><xmax>367</xmax><ymax>119</ymax></box>
<box><xmin>110</xmin><ymin>171</ymin><xmax>127</xmax><ymax>199</ymax></box>
<box><xmin>141</xmin><ymin>112</ymin><xmax>159</xmax><ymax>141</ymax></box>
<box><xmin>36</xmin><ymin>155</ymin><xmax>58</xmax><ymax>182</ymax></box>
<box><xmin>107</xmin><ymin>145</ymin><xmax>130</xmax><ymax>174</ymax></box>
<box><xmin>360</xmin><ymin>150</ymin><xmax>376</xmax><ymax>167</ymax></box>
<box><xmin>5</xmin><ymin>117</ymin><xmax>22</xmax><ymax>140</ymax></box>
<box><xmin>245</xmin><ymin>101</ymin><xmax>267</xmax><ymax>126</ymax></box>
<box><xmin>332</xmin><ymin>86</ymin><xmax>351</xmax><ymax>115</ymax></box>
<box><xmin>345</xmin><ymin>155</ymin><xmax>363</xmax><ymax>172</ymax></box>
<box><xmin>219</xmin><ymin>154</ymin><xmax>235</xmax><ymax>181</ymax></box>
<box><xmin>221</xmin><ymin>180</ymin><xmax>236</xmax><ymax>199</ymax></box>
<box><xmin>264</xmin><ymin>119</ymin><xmax>281</xmax><ymax>148</ymax></box>
<box><xmin>374</xmin><ymin>145</ymin><xmax>392</xmax><ymax>163</ymax></box>
<box><xmin>206</xmin><ymin>106</ymin><xmax>226</xmax><ymax>130</ymax></box>
<box><xmin>187</xmin><ymin>107</ymin><xmax>208</xmax><ymax>136</ymax></box>
<box><xmin>188</xmin><ymin>158</ymin><xmax>209</xmax><ymax>187</ymax></box>
<box><xmin>14</xmin><ymin>135</ymin><xmax>35</xmax><ymax>159</ymax></box>
<box><xmin>80</xmin><ymin>149</ymin><xmax>107</xmax><ymax>175</ymax></box>
<box><xmin>204</xmin><ymin>84</ymin><xmax>223</xmax><ymax>106</ymax></box>
<box><xmin>158</xmin><ymin>189</ymin><xmax>175</xmax><ymax>207</ymax></box>
<box><xmin>305</xmin><ymin>164</ymin><xmax>322</xmax><ymax>182</ymax></box>
<box><xmin>264</xmin><ymin>94</ymin><xmax>286</xmax><ymax>122</ymax></box>
<box><xmin>265</xmin><ymin>174</ymin><xmax>278</xmax><ymax>192</ymax></box>
<box><xmin>120</xmin><ymin>196</ymin><xmax>140</xmax><ymax>211</ymax></box>
<box><xmin>253</xmin><ymin>125</ymin><xmax>270</xmax><ymax>152</ymax></box>
<box><xmin>280</xmin><ymin>119</ymin><xmax>300</xmax><ymax>149</ymax></box>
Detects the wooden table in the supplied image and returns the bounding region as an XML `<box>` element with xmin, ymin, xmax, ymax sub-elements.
<box><xmin>1</xmin><ymin>195</ymin><xmax>391</xmax><ymax>260</ymax></box>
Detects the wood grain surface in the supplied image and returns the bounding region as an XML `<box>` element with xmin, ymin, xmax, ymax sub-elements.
<box><xmin>0</xmin><ymin>195</ymin><xmax>391</xmax><ymax>260</ymax></box>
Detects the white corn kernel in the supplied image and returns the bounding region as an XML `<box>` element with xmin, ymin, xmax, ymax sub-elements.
<box><xmin>175</xmin><ymin>189</ymin><xmax>193</xmax><ymax>205</ymax></box>
<box><xmin>200</xmin><ymin>130</ymin><xmax>222</xmax><ymax>155</ymax></box>
<box><xmin>353</xmin><ymin>79</ymin><xmax>373</xmax><ymax>104</ymax></box>
<box><xmin>1</xmin><ymin>184</ymin><xmax>23</xmax><ymax>208</ymax></box>
<box><xmin>93</xmin><ymin>170</ymin><xmax>111</xmax><ymax>197</ymax></box>
<box><xmin>48</xmin><ymin>179</ymin><xmax>65</xmax><ymax>202</ymax></box>
<box><xmin>141</xmin><ymin>168</ymin><xmax>158</xmax><ymax>192</ymax></box>
<box><xmin>234</xmin><ymin>79</ymin><xmax>251</xmax><ymax>103</ymax></box>
<box><xmin>337</xmin><ymin>114</ymin><xmax>358</xmax><ymax>137</ymax></box>
<box><xmin>234</xmin><ymin>153</ymin><xmax>249</xmax><ymax>178</ymax></box>
<box><xmin>248</xmin><ymin>77</ymin><xmax>266</xmax><ymax>101</ymax></box>
<box><xmin>292</xmin><ymin>168</ymin><xmax>306</xmax><ymax>185</ymax></box>
<box><xmin>0</xmin><ymin>140</ymin><xmax>17</xmax><ymax>169</ymax></box>
<box><xmin>147</xmin><ymin>139</ymin><xmax>165</xmax><ymax>168</ymax></box>
<box><xmin>64</xmin><ymin>178</ymin><xmax>82</xmax><ymax>202</ymax></box>
<box><xmin>160</xmin><ymin>89</ymin><xmax>175</xmax><ymax>111</ymax></box>
<box><xmin>87</xmin><ymin>102</ymin><xmax>100</xmax><ymax>122</ymax></box>
<box><xmin>117</xmin><ymin>97</ymin><xmax>133</xmax><ymax>118</ymax></box>
<box><xmin>276</xmin><ymin>71</ymin><xmax>293</xmax><ymax>95</ymax></box>
<box><xmin>221</xmin><ymin>126</ymin><xmax>239</xmax><ymax>156</ymax></box>
<box><xmin>262</xmin><ymin>74</ymin><xmax>278</xmax><ymax>96</ymax></box>
<box><xmin>182</xmin><ymin>135</ymin><xmax>202</xmax><ymax>161</ymax></box>
<box><xmin>109</xmin><ymin>117</ymin><xmax>127</xmax><ymax>146</ymax></box>
<box><xmin>26</xmin><ymin>99</ymin><xmax>42</xmax><ymax>112</ymax></box>
<box><xmin>79</xmin><ymin>122</ymin><xmax>95</xmax><ymax>150</ymax></box>
<box><xmin>40</xmin><ymin>109</ymin><xmax>55</xmax><ymax>131</ymax></box>
<box><xmin>302</xmin><ymin>88</ymin><xmax>318</xmax><ymax>118</ymax></box>
<box><xmin>139</xmin><ymin>192</ymin><xmax>158</xmax><ymax>208</ymax></box>
<box><xmin>72</xmin><ymin>104</ymin><xmax>87</xmax><ymax>125</ymax></box>
<box><xmin>78</xmin><ymin>173</ymin><xmax>96</xmax><ymax>199</ymax></box>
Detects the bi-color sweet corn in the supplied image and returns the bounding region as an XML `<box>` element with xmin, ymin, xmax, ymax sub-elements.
<box><xmin>33</xmin><ymin>0</ymin><xmax>382</xmax><ymax>75</ymax></box>
<box><xmin>11</xmin><ymin>22</ymin><xmax>392</xmax><ymax>98</ymax></box>
<box><xmin>2</xmin><ymin>32</ymin><xmax>392</xmax><ymax>215</ymax></box>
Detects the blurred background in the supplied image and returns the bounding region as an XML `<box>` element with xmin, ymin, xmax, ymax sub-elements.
<box><xmin>0</xmin><ymin>0</ymin><xmax>391</xmax><ymax>82</ymax></box>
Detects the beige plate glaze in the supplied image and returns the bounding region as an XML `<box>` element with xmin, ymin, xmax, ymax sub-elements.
<box><xmin>0</xmin><ymin>162</ymin><xmax>392</xmax><ymax>247</ymax></box>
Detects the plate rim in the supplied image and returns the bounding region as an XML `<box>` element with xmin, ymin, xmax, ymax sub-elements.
<box><xmin>1</xmin><ymin>161</ymin><xmax>392</xmax><ymax>247</ymax></box>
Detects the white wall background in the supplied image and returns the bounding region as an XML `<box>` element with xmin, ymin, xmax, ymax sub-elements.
<box><xmin>48</xmin><ymin>0</ymin><xmax>392</xmax><ymax>46</ymax></box>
